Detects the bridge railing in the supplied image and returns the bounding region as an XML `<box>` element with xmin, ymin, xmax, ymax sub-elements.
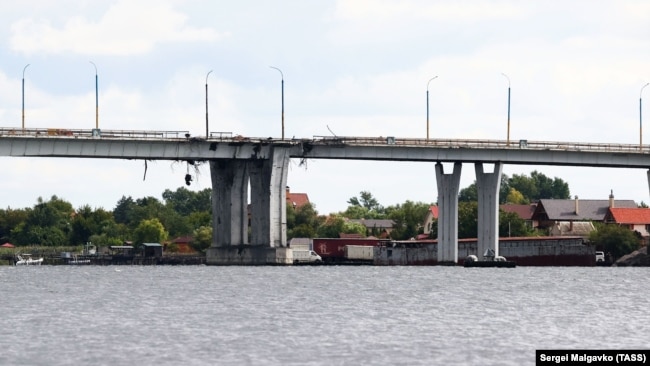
<box><xmin>0</xmin><ymin>127</ymin><xmax>190</xmax><ymax>140</ymax></box>
<box><xmin>310</xmin><ymin>135</ymin><xmax>647</xmax><ymax>154</ymax></box>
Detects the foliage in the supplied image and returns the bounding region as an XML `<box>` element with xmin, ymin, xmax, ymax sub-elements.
<box><xmin>190</xmin><ymin>226</ymin><xmax>213</xmax><ymax>253</ymax></box>
<box><xmin>385</xmin><ymin>201</ymin><xmax>431</xmax><ymax>240</ymax></box>
<box><xmin>498</xmin><ymin>211</ymin><xmax>535</xmax><ymax>237</ymax></box>
<box><xmin>588</xmin><ymin>223</ymin><xmax>641</xmax><ymax>259</ymax></box>
<box><xmin>458</xmin><ymin>202</ymin><xmax>478</xmax><ymax>239</ymax></box>
<box><xmin>133</xmin><ymin>218</ymin><xmax>168</xmax><ymax>247</ymax></box>
<box><xmin>459</xmin><ymin>170</ymin><xmax>571</xmax><ymax>204</ymax></box>
<box><xmin>287</xmin><ymin>203</ymin><xmax>323</xmax><ymax>239</ymax></box>
<box><xmin>316</xmin><ymin>214</ymin><xmax>366</xmax><ymax>238</ymax></box>
<box><xmin>346</xmin><ymin>191</ymin><xmax>385</xmax><ymax>217</ymax></box>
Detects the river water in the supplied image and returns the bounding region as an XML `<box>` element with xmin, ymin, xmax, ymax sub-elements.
<box><xmin>1</xmin><ymin>265</ymin><xmax>648</xmax><ymax>366</ymax></box>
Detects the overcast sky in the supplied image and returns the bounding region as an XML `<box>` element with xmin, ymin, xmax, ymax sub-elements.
<box><xmin>1</xmin><ymin>0</ymin><xmax>649</xmax><ymax>214</ymax></box>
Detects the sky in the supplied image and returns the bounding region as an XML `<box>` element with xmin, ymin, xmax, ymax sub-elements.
<box><xmin>0</xmin><ymin>0</ymin><xmax>649</xmax><ymax>215</ymax></box>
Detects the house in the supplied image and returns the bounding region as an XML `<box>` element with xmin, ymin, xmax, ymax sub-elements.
<box><xmin>349</xmin><ymin>219</ymin><xmax>395</xmax><ymax>238</ymax></box>
<box><xmin>604</xmin><ymin>207</ymin><xmax>650</xmax><ymax>242</ymax></box>
<box><xmin>500</xmin><ymin>203</ymin><xmax>538</xmax><ymax>228</ymax></box>
<box><xmin>142</xmin><ymin>243</ymin><xmax>163</xmax><ymax>258</ymax></box>
<box><xmin>532</xmin><ymin>192</ymin><xmax>636</xmax><ymax>231</ymax></box>
<box><xmin>549</xmin><ymin>221</ymin><xmax>596</xmax><ymax>238</ymax></box>
<box><xmin>422</xmin><ymin>206</ymin><xmax>439</xmax><ymax>235</ymax></box>
<box><xmin>286</xmin><ymin>186</ymin><xmax>310</xmax><ymax>209</ymax></box>
<box><xmin>169</xmin><ymin>236</ymin><xmax>196</xmax><ymax>253</ymax></box>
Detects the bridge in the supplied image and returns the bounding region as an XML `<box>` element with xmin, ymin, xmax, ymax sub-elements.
<box><xmin>2</xmin><ymin>127</ymin><xmax>650</xmax><ymax>264</ymax></box>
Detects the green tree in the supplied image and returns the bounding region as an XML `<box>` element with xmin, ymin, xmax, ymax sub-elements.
<box><xmin>0</xmin><ymin>208</ymin><xmax>28</xmax><ymax>243</ymax></box>
<box><xmin>11</xmin><ymin>196</ymin><xmax>74</xmax><ymax>246</ymax></box>
<box><xmin>316</xmin><ymin>214</ymin><xmax>366</xmax><ymax>238</ymax></box>
<box><xmin>133</xmin><ymin>218</ymin><xmax>168</xmax><ymax>247</ymax></box>
<box><xmin>347</xmin><ymin>191</ymin><xmax>384</xmax><ymax>215</ymax></box>
<box><xmin>588</xmin><ymin>223</ymin><xmax>641</xmax><ymax>260</ymax></box>
<box><xmin>190</xmin><ymin>225</ymin><xmax>213</xmax><ymax>253</ymax></box>
<box><xmin>458</xmin><ymin>201</ymin><xmax>478</xmax><ymax>239</ymax></box>
<box><xmin>287</xmin><ymin>203</ymin><xmax>322</xmax><ymax>239</ymax></box>
<box><xmin>385</xmin><ymin>201</ymin><xmax>431</xmax><ymax>240</ymax></box>
<box><xmin>505</xmin><ymin>188</ymin><xmax>527</xmax><ymax>204</ymax></box>
<box><xmin>499</xmin><ymin>210</ymin><xmax>535</xmax><ymax>237</ymax></box>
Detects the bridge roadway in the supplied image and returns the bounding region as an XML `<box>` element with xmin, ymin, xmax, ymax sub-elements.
<box><xmin>2</xmin><ymin>127</ymin><xmax>650</xmax><ymax>265</ymax></box>
<box><xmin>1</xmin><ymin>127</ymin><xmax>650</xmax><ymax>167</ymax></box>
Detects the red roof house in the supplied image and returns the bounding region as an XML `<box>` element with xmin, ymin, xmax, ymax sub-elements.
<box><xmin>604</xmin><ymin>207</ymin><xmax>650</xmax><ymax>238</ymax></box>
<box><xmin>286</xmin><ymin>186</ymin><xmax>310</xmax><ymax>209</ymax></box>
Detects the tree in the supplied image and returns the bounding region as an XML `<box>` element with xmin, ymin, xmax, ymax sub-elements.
<box><xmin>133</xmin><ymin>218</ymin><xmax>168</xmax><ymax>247</ymax></box>
<box><xmin>457</xmin><ymin>202</ymin><xmax>478</xmax><ymax>239</ymax></box>
<box><xmin>287</xmin><ymin>203</ymin><xmax>322</xmax><ymax>239</ymax></box>
<box><xmin>588</xmin><ymin>223</ymin><xmax>641</xmax><ymax>260</ymax></box>
<box><xmin>505</xmin><ymin>188</ymin><xmax>527</xmax><ymax>204</ymax></box>
<box><xmin>190</xmin><ymin>226</ymin><xmax>212</xmax><ymax>253</ymax></box>
<box><xmin>498</xmin><ymin>211</ymin><xmax>535</xmax><ymax>237</ymax></box>
<box><xmin>11</xmin><ymin>196</ymin><xmax>74</xmax><ymax>246</ymax></box>
<box><xmin>347</xmin><ymin>191</ymin><xmax>383</xmax><ymax>213</ymax></box>
<box><xmin>316</xmin><ymin>214</ymin><xmax>366</xmax><ymax>238</ymax></box>
<box><xmin>385</xmin><ymin>201</ymin><xmax>431</xmax><ymax>240</ymax></box>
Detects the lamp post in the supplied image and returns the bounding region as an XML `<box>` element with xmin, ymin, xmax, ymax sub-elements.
<box><xmin>640</xmin><ymin>82</ymin><xmax>649</xmax><ymax>151</ymax></box>
<box><xmin>22</xmin><ymin>64</ymin><xmax>30</xmax><ymax>130</ymax></box>
<box><xmin>501</xmin><ymin>73</ymin><xmax>511</xmax><ymax>146</ymax></box>
<box><xmin>206</xmin><ymin>70</ymin><xmax>213</xmax><ymax>138</ymax></box>
<box><xmin>426</xmin><ymin>76</ymin><xmax>438</xmax><ymax>141</ymax></box>
<box><xmin>269</xmin><ymin>66</ymin><xmax>284</xmax><ymax>140</ymax></box>
<box><xmin>90</xmin><ymin>61</ymin><xmax>98</xmax><ymax>129</ymax></box>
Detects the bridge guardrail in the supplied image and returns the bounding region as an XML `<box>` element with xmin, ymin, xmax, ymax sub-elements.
<box><xmin>1</xmin><ymin>127</ymin><xmax>647</xmax><ymax>154</ymax></box>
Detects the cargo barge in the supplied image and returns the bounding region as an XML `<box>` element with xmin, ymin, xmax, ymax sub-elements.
<box><xmin>311</xmin><ymin>236</ymin><xmax>595</xmax><ymax>266</ymax></box>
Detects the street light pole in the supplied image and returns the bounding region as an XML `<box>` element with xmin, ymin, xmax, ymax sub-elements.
<box><xmin>501</xmin><ymin>73</ymin><xmax>511</xmax><ymax>146</ymax></box>
<box><xmin>270</xmin><ymin>66</ymin><xmax>284</xmax><ymax>140</ymax></box>
<box><xmin>426</xmin><ymin>76</ymin><xmax>438</xmax><ymax>141</ymax></box>
<box><xmin>640</xmin><ymin>82</ymin><xmax>649</xmax><ymax>151</ymax></box>
<box><xmin>90</xmin><ymin>61</ymin><xmax>98</xmax><ymax>129</ymax></box>
<box><xmin>22</xmin><ymin>64</ymin><xmax>30</xmax><ymax>131</ymax></box>
<box><xmin>206</xmin><ymin>70</ymin><xmax>213</xmax><ymax>138</ymax></box>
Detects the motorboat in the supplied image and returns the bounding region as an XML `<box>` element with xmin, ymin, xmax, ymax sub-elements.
<box><xmin>463</xmin><ymin>249</ymin><xmax>516</xmax><ymax>268</ymax></box>
<box><xmin>15</xmin><ymin>254</ymin><xmax>44</xmax><ymax>266</ymax></box>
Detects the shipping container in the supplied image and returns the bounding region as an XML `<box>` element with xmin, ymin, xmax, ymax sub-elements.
<box><xmin>344</xmin><ymin>245</ymin><xmax>374</xmax><ymax>261</ymax></box>
<box><xmin>313</xmin><ymin>238</ymin><xmax>389</xmax><ymax>263</ymax></box>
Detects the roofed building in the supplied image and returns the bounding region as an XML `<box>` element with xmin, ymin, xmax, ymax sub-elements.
<box><xmin>422</xmin><ymin>205</ymin><xmax>439</xmax><ymax>235</ymax></box>
<box><xmin>532</xmin><ymin>192</ymin><xmax>636</xmax><ymax>231</ymax></box>
<box><xmin>604</xmin><ymin>207</ymin><xmax>650</xmax><ymax>241</ymax></box>
<box><xmin>286</xmin><ymin>186</ymin><xmax>310</xmax><ymax>209</ymax></box>
<box><xmin>500</xmin><ymin>203</ymin><xmax>538</xmax><ymax>228</ymax></box>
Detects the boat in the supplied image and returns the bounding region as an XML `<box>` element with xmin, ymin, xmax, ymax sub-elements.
<box><xmin>463</xmin><ymin>250</ymin><xmax>517</xmax><ymax>268</ymax></box>
<box><xmin>15</xmin><ymin>254</ymin><xmax>44</xmax><ymax>266</ymax></box>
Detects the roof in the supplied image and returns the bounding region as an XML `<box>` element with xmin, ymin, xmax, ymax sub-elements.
<box><xmin>534</xmin><ymin>199</ymin><xmax>637</xmax><ymax>221</ymax></box>
<box><xmin>428</xmin><ymin>206</ymin><xmax>439</xmax><ymax>219</ymax></box>
<box><xmin>500</xmin><ymin>204</ymin><xmax>536</xmax><ymax>220</ymax></box>
<box><xmin>339</xmin><ymin>233</ymin><xmax>365</xmax><ymax>239</ymax></box>
<box><xmin>552</xmin><ymin>221</ymin><xmax>595</xmax><ymax>236</ymax></box>
<box><xmin>171</xmin><ymin>236</ymin><xmax>193</xmax><ymax>244</ymax></box>
<box><xmin>142</xmin><ymin>243</ymin><xmax>163</xmax><ymax>247</ymax></box>
<box><xmin>607</xmin><ymin>208</ymin><xmax>650</xmax><ymax>224</ymax></box>
<box><xmin>286</xmin><ymin>192</ymin><xmax>310</xmax><ymax>208</ymax></box>
<box><xmin>349</xmin><ymin>219</ymin><xmax>395</xmax><ymax>229</ymax></box>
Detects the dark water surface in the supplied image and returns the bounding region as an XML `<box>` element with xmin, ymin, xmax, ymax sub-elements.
<box><xmin>1</xmin><ymin>266</ymin><xmax>648</xmax><ymax>365</ymax></box>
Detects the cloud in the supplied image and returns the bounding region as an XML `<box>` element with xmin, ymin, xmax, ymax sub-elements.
<box><xmin>9</xmin><ymin>0</ymin><xmax>228</xmax><ymax>56</ymax></box>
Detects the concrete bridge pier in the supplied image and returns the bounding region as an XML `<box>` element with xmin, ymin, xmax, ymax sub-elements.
<box><xmin>475</xmin><ymin>163</ymin><xmax>503</xmax><ymax>260</ymax></box>
<box><xmin>206</xmin><ymin>147</ymin><xmax>292</xmax><ymax>265</ymax></box>
<box><xmin>436</xmin><ymin>162</ymin><xmax>462</xmax><ymax>264</ymax></box>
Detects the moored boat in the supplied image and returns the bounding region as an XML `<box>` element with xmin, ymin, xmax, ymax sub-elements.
<box><xmin>15</xmin><ymin>254</ymin><xmax>44</xmax><ymax>266</ymax></box>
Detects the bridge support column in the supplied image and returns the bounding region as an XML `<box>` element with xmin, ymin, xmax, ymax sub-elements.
<box><xmin>436</xmin><ymin>162</ymin><xmax>462</xmax><ymax>264</ymax></box>
<box><xmin>206</xmin><ymin>147</ymin><xmax>292</xmax><ymax>265</ymax></box>
<box><xmin>475</xmin><ymin>163</ymin><xmax>503</xmax><ymax>260</ymax></box>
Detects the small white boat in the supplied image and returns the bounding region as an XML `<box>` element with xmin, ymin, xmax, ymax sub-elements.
<box><xmin>15</xmin><ymin>254</ymin><xmax>44</xmax><ymax>266</ymax></box>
